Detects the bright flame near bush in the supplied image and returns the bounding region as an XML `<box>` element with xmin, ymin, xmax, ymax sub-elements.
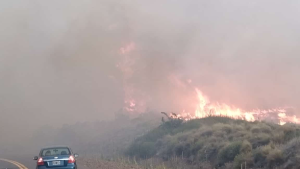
<box><xmin>194</xmin><ymin>88</ymin><xmax>255</xmax><ymax>121</ymax></box>
<box><xmin>173</xmin><ymin>88</ymin><xmax>296</xmax><ymax>125</ymax></box>
<box><xmin>117</xmin><ymin>42</ymin><xmax>297</xmax><ymax>125</ymax></box>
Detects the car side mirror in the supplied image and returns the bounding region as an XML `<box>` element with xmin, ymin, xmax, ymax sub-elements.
<box><xmin>74</xmin><ymin>154</ymin><xmax>79</xmax><ymax>158</ymax></box>
<box><xmin>33</xmin><ymin>156</ymin><xmax>38</xmax><ymax>160</ymax></box>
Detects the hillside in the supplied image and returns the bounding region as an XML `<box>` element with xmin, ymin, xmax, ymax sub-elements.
<box><xmin>126</xmin><ymin>115</ymin><xmax>300</xmax><ymax>169</ymax></box>
<box><xmin>27</xmin><ymin>112</ymin><xmax>161</xmax><ymax>156</ymax></box>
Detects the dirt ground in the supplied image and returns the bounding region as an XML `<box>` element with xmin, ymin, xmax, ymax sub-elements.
<box><xmin>77</xmin><ymin>157</ymin><xmax>142</xmax><ymax>169</ymax></box>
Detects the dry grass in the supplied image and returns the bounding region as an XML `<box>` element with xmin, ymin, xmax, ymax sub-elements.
<box><xmin>127</xmin><ymin>116</ymin><xmax>300</xmax><ymax>168</ymax></box>
<box><xmin>78</xmin><ymin>156</ymin><xmax>143</xmax><ymax>169</ymax></box>
<box><xmin>70</xmin><ymin>115</ymin><xmax>300</xmax><ymax>169</ymax></box>
<box><xmin>77</xmin><ymin>154</ymin><xmax>213</xmax><ymax>169</ymax></box>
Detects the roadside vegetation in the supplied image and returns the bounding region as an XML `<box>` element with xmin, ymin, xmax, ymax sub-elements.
<box><xmin>126</xmin><ymin>114</ymin><xmax>300</xmax><ymax>169</ymax></box>
<box><xmin>30</xmin><ymin>112</ymin><xmax>300</xmax><ymax>168</ymax></box>
<box><xmin>78</xmin><ymin>154</ymin><xmax>208</xmax><ymax>169</ymax></box>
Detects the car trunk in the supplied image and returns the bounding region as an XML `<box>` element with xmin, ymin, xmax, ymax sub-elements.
<box><xmin>42</xmin><ymin>155</ymin><xmax>70</xmax><ymax>168</ymax></box>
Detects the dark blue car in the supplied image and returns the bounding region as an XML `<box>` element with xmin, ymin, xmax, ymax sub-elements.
<box><xmin>34</xmin><ymin>146</ymin><xmax>78</xmax><ymax>169</ymax></box>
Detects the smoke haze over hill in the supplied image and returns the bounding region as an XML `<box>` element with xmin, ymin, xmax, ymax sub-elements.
<box><xmin>0</xmin><ymin>0</ymin><xmax>300</xmax><ymax>149</ymax></box>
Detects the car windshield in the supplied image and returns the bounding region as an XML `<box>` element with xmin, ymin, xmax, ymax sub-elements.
<box><xmin>41</xmin><ymin>148</ymin><xmax>71</xmax><ymax>156</ymax></box>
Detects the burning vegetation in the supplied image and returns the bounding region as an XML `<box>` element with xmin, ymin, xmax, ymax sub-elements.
<box><xmin>97</xmin><ymin>35</ymin><xmax>300</xmax><ymax>169</ymax></box>
<box><xmin>117</xmin><ymin>42</ymin><xmax>297</xmax><ymax>126</ymax></box>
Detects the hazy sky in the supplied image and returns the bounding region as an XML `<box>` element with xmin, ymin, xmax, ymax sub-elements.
<box><xmin>1</xmin><ymin>0</ymin><xmax>300</xmax><ymax>143</ymax></box>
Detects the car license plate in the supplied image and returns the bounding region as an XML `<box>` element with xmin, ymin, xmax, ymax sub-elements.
<box><xmin>52</xmin><ymin>161</ymin><xmax>61</xmax><ymax>165</ymax></box>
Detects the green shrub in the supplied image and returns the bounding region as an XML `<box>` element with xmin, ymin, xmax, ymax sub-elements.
<box><xmin>249</xmin><ymin>133</ymin><xmax>270</xmax><ymax>148</ymax></box>
<box><xmin>213</xmin><ymin>123</ymin><xmax>233</xmax><ymax>134</ymax></box>
<box><xmin>244</xmin><ymin>123</ymin><xmax>251</xmax><ymax>131</ymax></box>
<box><xmin>233</xmin><ymin>153</ymin><xmax>253</xmax><ymax>169</ymax></box>
<box><xmin>176</xmin><ymin>132</ymin><xmax>190</xmax><ymax>142</ymax></box>
<box><xmin>259</xmin><ymin>124</ymin><xmax>272</xmax><ymax>134</ymax></box>
<box><xmin>281</xmin><ymin>138</ymin><xmax>300</xmax><ymax>159</ymax></box>
<box><xmin>162</xmin><ymin>118</ymin><xmax>184</xmax><ymax>129</ymax></box>
<box><xmin>213</xmin><ymin>130</ymin><xmax>226</xmax><ymax>138</ymax></box>
<box><xmin>172</xmin><ymin>119</ymin><xmax>202</xmax><ymax>134</ymax></box>
<box><xmin>197</xmin><ymin>143</ymin><xmax>218</xmax><ymax>162</ymax></box>
<box><xmin>125</xmin><ymin>116</ymin><xmax>300</xmax><ymax>168</ymax></box>
<box><xmin>281</xmin><ymin>154</ymin><xmax>300</xmax><ymax>169</ymax></box>
<box><xmin>230</xmin><ymin>130</ymin><xmax>248</xmax><ymax>140</ymax></box>
<box><xmin>283</xmin><ymin>124</ymin><xmax>300</xmax><ymax>141</ymax></box>
<box><xmin>266</xmin><ymin>148</ymin><xmax>284</xmax><ymax>167</ymax></box>
<box><xmin>140</xmin><ymin>127</ymin><xmax>169</xmax><ymax>142</ymax></box>
<box><xmin>251</xmin><ymin>126</ymin><xmax>260</xmax><ymax>133</ymax></box>
<box><xmin>218</xmin><ymin>142</ymin><xmax>242</xmax><ymax>166</ymax></box>
<box><xmin>126</xmin><ymin>141</ymin><xmax>156</xmax><ymax>158</ymax></box>
<box><xmin>240</xmin><ymin>140</ymin><xmax>252</xmax><ymax>153</ymax></box>
<box><xmin>200</xmin><ymin>128</ymin><xmax>213</xmax><ymax>137</ymax></box>
<box><xmin>261</xmin><ymin>144</ymin><xmax>273</xmax><ymax>155</ymax></box>
<box><xmin>174</xmin><ymin>142</ymin><xmax>192</xmax><ymax>157</ymax></box>
<box><xmin>157</xmin><ymin>135</ymin><xmax>179</xmax><ymax>157</ymax></box>
<box><xmin>272</xmin><ymin>131</ymin><xmax>285</xmax><ymax>144</ymax></box>
<box><xmin>253</xmin><ymin>149</ymin><xmax>267</xmax><ymax>168</ymax></box>
<box><xmin>252</xmin><ymin>143</ymin><xmax>283</xmax><ymax>168</ymax></box>
<box><xmin>233</xmin><ymin>124</ymin><xmax>245</xmax><ymax>131</ymax></box>
<box><xmin>190</xmin><ymin>140</ymin><xmax>205</xmax><ymax>154</ymax></box>
<box><xmin>196</xmin><ymin>116</ymin><xmax>234</xmax><ymax>126</ymax></box>
<box><xmin>223</xmin><ymin>162</ymin><xmax>234</xmax><ymax>169</ymax></box>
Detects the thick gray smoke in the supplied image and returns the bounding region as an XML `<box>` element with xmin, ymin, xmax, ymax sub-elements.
<box><xmin>0</xmin><ymin>0</ymin><xmax>299</xmax><ymax>148</ymax></box>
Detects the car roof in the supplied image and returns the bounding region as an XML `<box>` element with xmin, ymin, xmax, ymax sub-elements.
<box><xmin>41</xmin><ymin>145</ymin><xmax>70</xmax><ymax>149</ymax></box>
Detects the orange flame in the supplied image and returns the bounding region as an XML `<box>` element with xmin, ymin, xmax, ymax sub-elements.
<box><xmin>194</xmin><ymin>88</ymin><xmax>257</xmax><ymax>121</ymax></box>
<box><xmin>116</xmin><ymin>44</ymin><xmax>297</xmax><ymax>124</ymax></box>
<box><xmin>117</xmin><ymin>42</ymin><xmax>147</xmax><ymax>113</ymax></box>
<box><xmin>173</xmin><ymin>87</ymin><xmax>295</xmax><ymax>125</ymax></box>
